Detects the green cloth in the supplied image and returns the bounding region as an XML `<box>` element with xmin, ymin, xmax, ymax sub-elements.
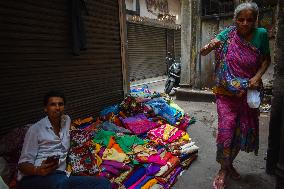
<box><xmin>92</xmin><ymin>129</ymin><xmax>115</xmax><ymax>146</ymax></box>
<box><xmin>169</xmin><ymin>100</ymin><xmax>184</xmax><ymax>115</ymax></box>
<box><xmin>93</xmin><ymin>129</ymin><xmax>148</xmax><ymax>154</ymax></box>
<box><xmin>115</xmin><ymin>135</ymin><xmax>147</xmax><ymax>153</ymax></box>
<box><xmin>216</xmin><ymin>27</ymin><xmax>270</xmax><ymax>56</ymax></box>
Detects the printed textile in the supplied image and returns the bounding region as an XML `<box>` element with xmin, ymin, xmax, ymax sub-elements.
<box><xmin>148</xmin><ymin>124</ymin><xmax>187</xmax><ymax>145</ymax></box>
<box><xmin>214</xmin><ymin>26</ymin><xmax>261</xmax><ymax>94</ymax></box>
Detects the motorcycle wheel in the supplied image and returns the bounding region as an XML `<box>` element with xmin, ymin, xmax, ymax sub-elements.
<box><xmin>165</xmin><ymin>80</ymin><xmax>174</xmax><ymax>94</ymax></box>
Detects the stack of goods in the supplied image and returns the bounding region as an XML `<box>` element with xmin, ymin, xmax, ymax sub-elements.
<box><xmin>67</xmin><ymin>87</ymin><xmax>198</xmax><ymax>189</ymax></box>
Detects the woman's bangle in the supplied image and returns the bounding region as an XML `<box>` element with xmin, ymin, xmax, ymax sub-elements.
<box><xmin>205</xmin><ymin>43</ymin><xmax>214</xmax><ymax>49</ymax></box>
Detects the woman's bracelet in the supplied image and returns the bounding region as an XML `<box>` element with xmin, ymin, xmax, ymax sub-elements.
<box><xmin>205</xmin><ymin>43</ymin><xmax>214</xmax><ymax>50</ymax></box>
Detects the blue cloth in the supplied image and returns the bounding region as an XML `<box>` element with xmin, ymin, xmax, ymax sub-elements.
<box><xmin>100</xmin><ymin>104</ymin><xmax>120</xmax><ymax>116</ymax></box>
<box><xmin>123</xmin><ymin>167</ymin><xmax>146</xmax><ymax>188</ymax></box>
<box><xmin>19</xmin><ymin>170</ymin><xmax>111</xmax><ymax>189</ymax></box>
<box><xmin>134</xmin><ymin>176</ymin><xmax>153</xmax><ymax>189</ymax></box>
<box><xmin>146</xmin><ymin>98</ymin><xmax>182</xmax><ymax>125</ymax></box>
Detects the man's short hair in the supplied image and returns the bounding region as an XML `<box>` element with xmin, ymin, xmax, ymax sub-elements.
<box><xmin>43</xmin><ymin>90</ymin><xmax>66</xmax><ymax>106</ymax></box>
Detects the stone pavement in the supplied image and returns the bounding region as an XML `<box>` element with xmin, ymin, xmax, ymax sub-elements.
<box><xmin>131</xmin><ymin>77</ymin><xmax>276</xmax><ymax>189</ymax></box>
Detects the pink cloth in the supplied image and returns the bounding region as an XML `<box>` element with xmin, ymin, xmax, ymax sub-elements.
<box><xmin>120</xmin><ymin>114</ymin><xmax>159</xmax><ymax>135</ymax></box>
<box><xmin>225</xmin><ymin>29</ymin><xmax>261</xmax><ymax>78</ymax></box>
<box><xmin>148</xmin><ymin>124</ymin><xmax>185</xmax><ymax>145</ymax></box>
<box><xmin>137</xmin><ymin>154</ymin><xmax>167</xmax><ymax>165</ymax></box>
<box><xmin>216</xmin><ymin>94</ymin><xmax>259</xmax><ymax>150</ymax></box>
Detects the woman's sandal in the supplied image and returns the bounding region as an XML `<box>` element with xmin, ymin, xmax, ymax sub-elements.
<box><xmin>229</xmin><ymin>166</ymin><xmax>241</xmax><ymax>180</ymax></box>
<box><xmin>213</xmin><ymin>169</ymin><xmax>227</xmax><ymax>189</ymax></box>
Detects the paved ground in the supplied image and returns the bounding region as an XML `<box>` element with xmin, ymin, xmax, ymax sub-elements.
<box><xmin>131</xmin><ymin>78</ymin><xmax>276</xmax><ymax>189</ymax></box>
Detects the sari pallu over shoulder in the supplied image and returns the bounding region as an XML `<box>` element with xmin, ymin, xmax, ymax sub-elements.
<box><xmin>214</xmin><ymin>26</ymin><xmax>261</xmax><ymax>95</ymax></box>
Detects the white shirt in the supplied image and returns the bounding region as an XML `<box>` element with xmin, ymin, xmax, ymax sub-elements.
<box><xmin>18</xmin><ymin>115</ymin><xmax>71</xmax><ymax>180</ymax></box>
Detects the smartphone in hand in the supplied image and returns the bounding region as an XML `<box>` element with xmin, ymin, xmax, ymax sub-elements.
<box><xmin>45</xmin><ymin>155</ymin><xmax>60</xmax><ymax>165</ymax></box>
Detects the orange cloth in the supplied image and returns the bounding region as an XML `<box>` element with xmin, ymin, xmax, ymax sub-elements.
<box><xmin>141</xmin><ymin>178</ymin><xmax>158</xmax><ymax>189</ymax></box>
<box><xmin>72</xmin><ymin>116</ymin><xmax>94</xmax><ymax>125</ymax></box>
<box><xmin>107</xmin><ymin>136</ymin><xmax>123</xmax><ymax>153</ymax></box>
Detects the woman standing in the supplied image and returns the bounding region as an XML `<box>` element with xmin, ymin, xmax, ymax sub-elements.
<box><xmin>200</xmin><ymin>2</ymin><xmax>271</xmax><ymax>189</ymax></box>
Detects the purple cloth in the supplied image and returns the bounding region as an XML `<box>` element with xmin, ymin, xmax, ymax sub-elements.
<box><xmin>224</xmin><ymin>28</ymin><xmax>261</xmax><ymax>79</ymax></box>
<box><xmin>100</xmin><ymin>164</ymin><xmax>120</xmax><ymax>176</ymax></box>
<box><xmin>216</xmin><ymin>94</ymin><xmax>259</xmax><ymax>164</ymax></box>
<box><xmin>101</xmin><ymin>160</ymin><xmax>131</xmax><ymax>170</ymax></box>
<box><xmin>98</xmin><ymin>146</ymin><xmax>106</xmax><ymax>158</ymax></box>
<box><xmin>169</xmin><ymin>166</ymin><xmax>182</xmax><ymax>185</ymax></box>
<box><xmin>120</xmin><ymin>114</ymin><xmax>159</xmax><ymax>135</ymax></box>
<box><xmin>146</xmin><ymin>164</ymin><xmax>161</xmax><ymax>175</ymax></box>
<box><xmin>99</xmin><ymin>171</ymin><xmax>114</xmax><ymax>179</ymax></box>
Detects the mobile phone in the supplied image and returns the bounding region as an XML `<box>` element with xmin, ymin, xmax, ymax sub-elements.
<box><xmin>45</xmin><ymin>155</ymin><xmax>60</xmax><ymax>164</ymax></box>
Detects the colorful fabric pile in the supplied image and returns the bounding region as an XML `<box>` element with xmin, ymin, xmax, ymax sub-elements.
<box><xmin>67</xmin><ymin>87</ymin><xmax>198</xmax><ymax>188</ymax></box>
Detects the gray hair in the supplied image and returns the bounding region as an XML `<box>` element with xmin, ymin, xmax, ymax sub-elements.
<box><xmin>234</xmin><ymin>2</ymin><xmax>259</xmax><ymax>21</ymax></box>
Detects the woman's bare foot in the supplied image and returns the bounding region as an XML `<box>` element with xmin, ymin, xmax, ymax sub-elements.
<box><xmin>229</xmin><ymin>165</ymin><xmax>241</xmax><ymax>180</ymax></box>
<box><xmin>213</xmin><ymin>169</ymin><xmax>228</xmax><ymax>189</ymax></box>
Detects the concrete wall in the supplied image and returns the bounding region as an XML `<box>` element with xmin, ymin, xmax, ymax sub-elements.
<box><xmin>139</xmin><ymin>0</ymin><xmax>156</xmax><ymax>19</ymax></box>
<box><xmin>168</xmin><ymin>0</ymin><xmax>181</xmax><ymax>24</ymax></box>
<box><xmin>126</xmin><ymin>0</ymin><xmax>136</xmax><ymax>11</ymax></box>
<box><xmin>126</xmin><ymin>0</ymin><xmax>181</xmax><ymax>24</ymax></box>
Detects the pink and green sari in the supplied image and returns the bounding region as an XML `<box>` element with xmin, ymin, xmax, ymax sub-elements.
<box><xmin>214</xmin><ymin>26</ymin><xmax>261</xmax><ymax>165</ymax></box>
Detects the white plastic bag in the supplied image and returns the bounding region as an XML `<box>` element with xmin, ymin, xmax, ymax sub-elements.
<box><xmin>247</xmin><ymin>89</ymin><xmax>261</xmax><ymax>108</ymax></box>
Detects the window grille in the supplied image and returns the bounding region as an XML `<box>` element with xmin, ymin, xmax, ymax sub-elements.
<box><xmin>202</xmin><ymin>0</ymin><xmax>234</xmax><ymax>17</ymax></box>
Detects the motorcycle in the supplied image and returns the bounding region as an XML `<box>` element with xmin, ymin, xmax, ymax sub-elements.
<box><xmin>164</xmin><ymin>56</ymin><xmax>181</xmax><ymax>94</ymax></box>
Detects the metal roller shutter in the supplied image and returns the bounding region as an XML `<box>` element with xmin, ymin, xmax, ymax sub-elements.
<box><xmin>127</xmin><ymin>23</ymin><xmax>167</xmax><ymax>80</ymax></box>
<box><xmin>0</xmin><ymin>0</ymin><xmax>123</xmax><ymax>135</ymax></box>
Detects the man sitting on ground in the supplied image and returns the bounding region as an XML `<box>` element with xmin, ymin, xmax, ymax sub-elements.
<box><xmin>18</xmin><ymin>90</ymin><xmax>111</xmax><ymax>189</ymax></box>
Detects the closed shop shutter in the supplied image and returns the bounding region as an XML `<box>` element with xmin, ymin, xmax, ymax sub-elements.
<box><xmin>0</xmin><ymin>0</ymin><xmax>123</xmax><ymax>135</ymax></box>
<box><xmin>127</xmin><ymin>23</ymin><xmax>167</xmax><ymax>80</ymax></box>
<box><xmin>174</xmin><ymin>29</ymin><xmax>181</xmax><ymax>59</ymax></box>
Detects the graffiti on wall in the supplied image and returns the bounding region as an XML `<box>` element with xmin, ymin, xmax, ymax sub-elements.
<box><xmin>146</xmin><ymin>0</ymin><xmax>169</xmax><ymax>15</ymax></box>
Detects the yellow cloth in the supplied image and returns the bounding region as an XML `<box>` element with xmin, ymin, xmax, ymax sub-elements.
<box><xmin>72</xmin><ymin>116</ymin><xmax>94</xmax><ymax>126</ymax></box>
<box><xmin>180</xmin><ymin>132</ymin><xmax>190</xmax><ymax>141</ymax></box>
<box><xmin>102</xmin><ymin>148</ymin><xmax>130</xmax><ymax>163</ymax></box>
<box><xmin>163</xmin><ymin>124</ymin><xmax>178</xmax><ymax>141</ymax></box>
<box><xmin>141</xmin><ymin>178</ymin><xmax>158</xmax><ymax>189</ymax></box>
<box><xmin>66</xmin><ymin>164</ymin><xmax>72</xmax><ymax>172</ymax></box>
<box><xmin>94</xmin><ymin>143</ymin><xmax>103</xmax><ymax>166</ymax></box>
<box><xmin>112</xmin><ymin>168</ymin><xmax>133</xmax><ymax>184</ymax></box>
